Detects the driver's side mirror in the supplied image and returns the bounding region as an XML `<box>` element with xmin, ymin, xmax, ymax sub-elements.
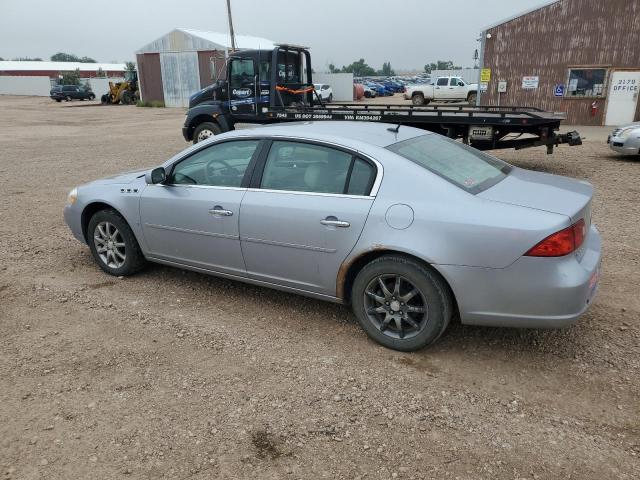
<box><xmin>146</xmin><ymin>167</ymin><xmax>166</xmax><ymax>185</ymax></box>
<box><xmin>458</xmin><ymin>82</ymin><xmax>465</xmax><ymax>86</ymax></box>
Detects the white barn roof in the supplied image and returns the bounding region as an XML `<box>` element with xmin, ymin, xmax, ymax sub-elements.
<box><xmin>0</xmin><ymin>61</ymin><xmax>127</xmax><ymax>72</ymax></box>
<box><xmin>136</xmin><ymin>28</ymin><xmax>276</xmax><ymax>54</ymax></box>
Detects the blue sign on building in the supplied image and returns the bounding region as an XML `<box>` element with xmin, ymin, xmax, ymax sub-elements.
<box><xmin>554</xmin><ymin>84</ymin><xmax>565</xmax><ymax>97</ymax></box>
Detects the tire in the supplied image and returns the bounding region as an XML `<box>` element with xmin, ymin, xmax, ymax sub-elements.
<box><xmin>121</xmin><ymin>90</ymin><xmax>133</xmax><ymax>105</ymax></box>
<box><xmin>87</xmin><ymin>209</ymin><xmax>146</xmax><ymax>277</ymax></box>
<box><xmin>101</xmin><ymin>94</ymin><xmax>109</xmax><ymax>104</ymax></box>
<box><xmin>351</xmin><ymin>255</ymin><xmax>452</xmax><ymax>352</ymax></box>
<box><xmin>364</xmin><ymin>91</ymin><xmax>371</xmax><ymax>99</ymax></box>
<box><xmin>467</xmin><ymin>92</ymin><xmax>477</xmax><ymax>105</ymax></box>
<box><xmin>65</xmin><ymin>96</ymin><xmax>72</xmax><ymax>102</ymax></box>
<box><xmin>89</xmin><ymin>94</ymin><xmax>95</xmax><ymax>101</ymax></box>
<box><xmin>412</xmin><ymin>93</ymin><xmax>425</xmax><ymax>106</ymax></box>
<box><xmin>56</xmin><ymin>99</ymin><xmax>62</xmax><ymax>103</ymax></box>
<box><xmin>193</xmin><ymin>121</ymin><xmax>222</xmax><ymax>144</ymax></box>
<box><xmin>328</xmin><ymin>94</ymin><xmax>333</xmax><ymax>103</ymax></box>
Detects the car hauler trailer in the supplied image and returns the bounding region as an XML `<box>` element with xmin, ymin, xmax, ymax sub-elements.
<box><xmin>183</xmin><ymin>45</ymin><xmax>581</xmax><ymax>154</ymax></box>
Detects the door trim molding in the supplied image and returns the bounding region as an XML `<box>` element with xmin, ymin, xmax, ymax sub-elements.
<box><xmin>242</xmin><ymin>236</ymin><xmax>337</xmax><ymax>253</ymax></box>
<box><xmin>145</xmin><ymin>222</ymin><xmax>238</xmax><ymax>240</ymax></box>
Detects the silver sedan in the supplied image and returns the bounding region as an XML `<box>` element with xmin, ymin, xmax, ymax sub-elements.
<box><xmin>64</xmin><ymin>122</ymin><xmax>602</xmax><ymax>351</ymax></box>
<box><xmin>608</xmin><ymin>123</ymin><xmax>640</xmax><ymax>155</ymax></box>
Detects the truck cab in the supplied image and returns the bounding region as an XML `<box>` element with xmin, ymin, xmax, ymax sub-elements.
<box><xmin>404</xmin><ymin>76</ymin><xmax>478</xmax><ymax>106</ymax></box>
<box><xmin>184</xmin><ymin>45</ymin><xmax>316</xmax><ymax>143</ymax></box>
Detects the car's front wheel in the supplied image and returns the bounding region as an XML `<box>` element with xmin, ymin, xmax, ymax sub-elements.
<box><xmin>87</xmin><ymin>209</ymin><xmax>146</xmax><ymax>276</ymax></box>
<box><xmin>352</xmin><ymin>255</ymin><xmax>452</xmax><ymax>351</ymax></box>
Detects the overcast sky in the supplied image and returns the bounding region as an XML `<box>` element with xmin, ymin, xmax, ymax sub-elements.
<box><xmin>1</xmin><ymin>0</ymin><xmax>545</xmax><ymax>70</ymax></box>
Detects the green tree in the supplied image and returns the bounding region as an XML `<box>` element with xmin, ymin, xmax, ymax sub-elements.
<box><xmin>60</xmin><ymin>69</ymin><xmax>81</xmax><ymax>85</ymax></box>
<box><xmin>11</xmin><ymin>57</ymin><xmax>43</xmax><ymax>61</ymax></box>
<box><xmin>377</xmin><ymin>61</ymin><xmax>395</xmax><ymax>77</ymax></box>
<box><xmin>96</xmin><ymin>67</ymin><xmax>105</xmax><ymax>78</ymax></box>
<box><xmin>339</xmin><ymin>58</ymin><xmax>376</xmax><ymax>77</ymax></box>
<box><xmin>424</xmin><ymin>60</ymin><xmax>461</xmax><ymax>74</ymax></box>
<box><xmin>125</xmin><ymin>61</ymin><xmax>136</xmax><ymax>73</ymax></box>
<box><xmin>51</xmin><ymin>52</ymin><xmax>96</xmax><ymax>63</ymax></box>
<box><xmin>328</xmin><ymin>63</ymin><xmax>340</xmax><ymax>74</ymax></box>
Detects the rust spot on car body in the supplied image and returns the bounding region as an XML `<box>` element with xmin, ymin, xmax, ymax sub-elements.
<box><xmin>336</xmin><ymin>244</ymin><xmax>388</xmax><ymax>300</ymax></box>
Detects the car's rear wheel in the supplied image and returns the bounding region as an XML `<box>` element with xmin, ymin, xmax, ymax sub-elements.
<box><xmin>87</xmin><ymin>209</ymin><xmax>146</xmax><ymax>276</ymax></box>
<box><xmin>193</xmin><ymin>121</ymin><xmax>222</xmax><ymax>144</ymax></box>
<box><xmin>328</xmin><ymin>94</ymin><xmax>333</xmax><ymax>103</ymax></box>
<box><xmin>89</xmin><ymin>94</ymin><xmax>95</xmax><ymax>100</ymax></box>
<box><xmin>412</xmin><ymin>93</ymin><xmax>425</xmax><ymax>106</ymax></box>
<box><xmin>352</xmin><ymin>256</ymin><xmax>452</xmax><ymax>351</ymax></box>
<box><xmin>65</xmin><ymin>95</ymin><xmax>72</xmax><ymax>102</ymax></box>
<box><xmin>467</xmin><ymin>92</ymin><xmax>477</xmax><ymax>105</ymax></box>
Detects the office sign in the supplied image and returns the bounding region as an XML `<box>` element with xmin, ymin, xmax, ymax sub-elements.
<box><xmin>522</xmin><ymin>76</ymin><xmax>539</xmax><ymax>89</ymax></box>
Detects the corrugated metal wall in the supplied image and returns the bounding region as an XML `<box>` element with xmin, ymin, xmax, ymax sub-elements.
<box><xmin>482</xmin><ymin>0</ymin><xmax>640</xmax><ymax>125</ymax></box>
<box><xmin>0</xmin><ymin>76</ymin><xmax>52</xmax><ymax>96</ymax></box>
<box><xmin>197</xmin><ymin>50</ymin><xmax>227</xmax><ymax>88</ymax></box>
<box><xmin>160</xmin><ymin>52</ymin><xmax>201</xmax><ymax>108</ymax></box>
<box><xmin>137</xmin><ymin>53</ymin><xmax>164</xmax><ymax>104</ymax></box>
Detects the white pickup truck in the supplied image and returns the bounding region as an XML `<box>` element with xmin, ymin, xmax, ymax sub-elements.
<box><xmin>404</xmin><ymin>76</ymin><xmax>478</xmax><ymax>106</ymax></box>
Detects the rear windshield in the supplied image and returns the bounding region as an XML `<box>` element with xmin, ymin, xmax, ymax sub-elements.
<box><xmin>386</xmin><ymin>135</ymin><xmax>511</xmax><ymax>194</ymax></box>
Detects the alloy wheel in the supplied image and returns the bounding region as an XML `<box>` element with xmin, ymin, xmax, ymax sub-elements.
<box><xmin>197</xmin><ymin>129</ymin><xmax>214</xmax><ymax>142</ymax></box>
<box><xmin>93</xmin><ymin>221</ymin><xmax>126</xmax><ymax>269</ymax></box>
<box><xmin>364</xmin><ymin>275</ymin><xmax>428</xmax><ymax>340</ymax></box>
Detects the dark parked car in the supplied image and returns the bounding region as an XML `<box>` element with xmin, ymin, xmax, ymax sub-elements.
<box><xmin>50</xmin><ymin>85</ymin><xmax>96</xmax><ymax>102</ymax></box>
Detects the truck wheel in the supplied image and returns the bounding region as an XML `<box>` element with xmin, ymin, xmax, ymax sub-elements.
<box><xmin>467</xmin><ymin>92</ymin><xmax>477</xmax><ymax>105</ymax></box>
<box><xmin>101</xmin><ymin>94</ymin><xmax>109</xmax><ymax>104</ymax></box>
<box><xmin>65</xmin><ymin>95</ymin><xmax>72</xmax><ymax>102</ymax></box>
<box><xmin>412</xmin><ymin>93</ymin><xmax>425</xmax><ymax>106</ymax></box>
<box><xmin>89</xmin><ymin>94</ymin><xmax>96</xmax><ymax>101</ymax></box>
<box><xmin>193</xmin><ymin>122</ymin><xmax>222</xmax><ymax>144</ymax></box>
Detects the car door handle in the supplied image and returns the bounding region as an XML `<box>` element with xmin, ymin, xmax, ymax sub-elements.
<box><xmin>321</xmin><ymin>217</ymin><xmax>350</xmax><ymax>228</ymax></box>
<box><xmin>209</xmin><ymin>206</ymin><xmax>233</xmax><ymax>216</ymax></box>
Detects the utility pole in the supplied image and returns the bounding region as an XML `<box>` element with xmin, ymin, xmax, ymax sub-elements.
<box><xmin>226</xmin><ymin>0</ymin><xmax>237</xmax><ymax>51</ymax></box>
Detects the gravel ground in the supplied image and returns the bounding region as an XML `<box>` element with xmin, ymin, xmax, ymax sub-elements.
<box><xmin>1</xmin><ymin>96</ymin><xmax>639</xmax><ymax>480</ymax></box>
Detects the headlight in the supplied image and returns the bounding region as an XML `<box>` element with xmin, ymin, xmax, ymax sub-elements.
<box><xmin>67</xmin><ymin>187</ymin><xmax>78</xmax><ymax>205</ymax></box>
<box><xmin>619</xmin><ymin>128</ymin><xmax>637</xmax><ymax>139</ymax></box>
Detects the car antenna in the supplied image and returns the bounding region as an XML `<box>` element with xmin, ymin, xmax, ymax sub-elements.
<box><xmin>387</xmin><ymin>123</ymin><xmax>401</xmax><ymax>133</ymax></box>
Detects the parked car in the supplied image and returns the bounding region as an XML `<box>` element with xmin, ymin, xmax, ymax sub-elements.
<box><xmin>64</xmin><ymin>122</ymin><xmax>601</xmax><ymax>352</ymax></box>
<box><xmin>362</xmin><ymin>85</ymin><xmax>377</xmax><ymax>98</ymax></box>
<box><xmin>607</xmin><ymin>123</ymin><xmax>640</xmax><ymax>155</ymax></box>
<box><xmin>50</xmin><ymin>85</ymin><xmax>96</xmax><ymax>102</ymax></box>
<box><xmin>404</xmin><ymin>76</ymin><xmax>478</xmax><ymax>105</ymax></box>
<box><xmin>314</xmin><ymin>83</ymin><xmax>334</xmax><ymax>102</ymax></box>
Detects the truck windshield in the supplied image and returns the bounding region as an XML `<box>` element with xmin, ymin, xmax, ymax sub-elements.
<box><xmin>386</xmin><ymin>135</ymin><xmax>511</xmax><ymax>194</ymax></box>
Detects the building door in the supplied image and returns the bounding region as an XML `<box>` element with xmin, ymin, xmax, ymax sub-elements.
<box><xmin>160</xmin><ymin>51</ymin><xmax>201</xmax><ymax>107</ymax></box>
<box><xmin>605</xmin><ymin>71</ymin><xmax>640</xmax><ymax>126</ymax></box>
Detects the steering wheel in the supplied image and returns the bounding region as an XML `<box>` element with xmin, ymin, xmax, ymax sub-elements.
<box><xmin>204</xmin><ymin>158</ymin><xmax>236</xmax><ymax>184</ymax></box>
<box><xmin>172</xmin><ymin>172</ymin><xmax>197</xmax><ymax>185</ymax></box>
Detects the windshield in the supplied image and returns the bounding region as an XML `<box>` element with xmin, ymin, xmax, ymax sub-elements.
<box><xmin>386</xmin><ymin>135</ymin><xmax>511</xmax><ymax>194</ymax></box>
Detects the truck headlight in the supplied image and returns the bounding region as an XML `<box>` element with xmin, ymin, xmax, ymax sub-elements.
<box><xmin>67</xmin><ymin>187</ymin><xmax>78</xmax><ymax>205</ymax></box>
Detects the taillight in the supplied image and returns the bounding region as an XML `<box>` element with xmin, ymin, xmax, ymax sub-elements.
<box><xmin>525</xmin><ymin>219</ymin><xmax>586</xmax><ymax>257</ymax></box>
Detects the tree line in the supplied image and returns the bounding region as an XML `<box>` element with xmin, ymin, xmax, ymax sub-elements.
<box><xmin>325</xmin><ymin>58</ymin><xmax>467</xmax><ymax>77</ymax></box>
<box><xmin>0</xmin><ymin>52</ymin><xmax>97</xmax><ymax>62</ymax></box>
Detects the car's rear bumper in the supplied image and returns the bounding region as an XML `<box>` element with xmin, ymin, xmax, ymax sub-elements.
<box><xmin>438</xmin><ymin>224</ymin><xmax>602</xmax><ymax>328</ymax></box>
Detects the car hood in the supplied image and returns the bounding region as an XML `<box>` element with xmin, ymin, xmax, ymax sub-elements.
<box><xmin>614</xmin><ymin>122</ymin><xmax>640</xmax><ymax>130</ymax></box>
<box><xmin>90</xmin><ymin>169</ymin><xmax>148</xmax><ymax>185</ymax></box>
<box><xmin>478</xmin><ymin>167</ymin><xmax>593</xmax><ymax>221</ymax></box>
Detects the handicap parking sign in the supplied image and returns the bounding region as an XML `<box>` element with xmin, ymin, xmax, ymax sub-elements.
<box><xmin>554</xmin><ymin>84</ymin><xmax>565</xmax><ymax>97</ymax></box>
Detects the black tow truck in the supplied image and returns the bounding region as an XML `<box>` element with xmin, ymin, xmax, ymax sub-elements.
<box><xmin>183</xmin><ymin>44</ymin><xmax>581</xmax><ymax>153</ymax></box>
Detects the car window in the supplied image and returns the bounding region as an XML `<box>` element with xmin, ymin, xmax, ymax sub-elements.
<box><xmin>170</xmin><ymin>140</ymin><xmax>260</xmax><ymax>187</ymax></box>
<box><xmin>261</xmin><ymin>141</ymin><xmax>353</xmax><ymax>194</ymax></box>
<box><xmin>346</xmin><ymin>158</ymin><xmax>376</xmax><ymax>196</ymax></box>
<box><xmin>437</xmin><ymin>78</ymin><xmax>448</xmax><ymax>86</ymax></box>
<box><xmin>387</xmin><ymin>135</ymin><xmax>511</xmax><ymax>194</ymax></box>
<box><xmin>450</xmin><ymin>78</ymin><xmax>459</xmax><ymax>86</ymax></box>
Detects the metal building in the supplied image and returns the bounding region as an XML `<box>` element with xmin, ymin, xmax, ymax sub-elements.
<box><xmin>136</xmin><ymin>28</ymin><xmax>275</xmax><ymax>107</ymax></box>
<box><xmin>479</xmin><ymin>0</ymin><xmax>640</xmax><ymax>125</ymax></box>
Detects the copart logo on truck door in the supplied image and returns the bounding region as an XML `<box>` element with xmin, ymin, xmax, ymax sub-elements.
<box><xmin>232</xmin><ymin>88</ymin><xmax>252</xmax><ymax>98</ymax></box>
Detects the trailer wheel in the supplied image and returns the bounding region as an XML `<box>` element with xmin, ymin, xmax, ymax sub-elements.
<box><xmin>193</xmin><ymin>122</ymin><xmax>222</xmax><ymax>144</ymax></box>
<box><xmin>467</xmin><ymin>92</ymin><xmax>477</xmax><ymax>105</ymax></box>
<box><xmin>412</xmin><ymin>93</ymin><xmax>425</xmax><ymax>106</ymax></box>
